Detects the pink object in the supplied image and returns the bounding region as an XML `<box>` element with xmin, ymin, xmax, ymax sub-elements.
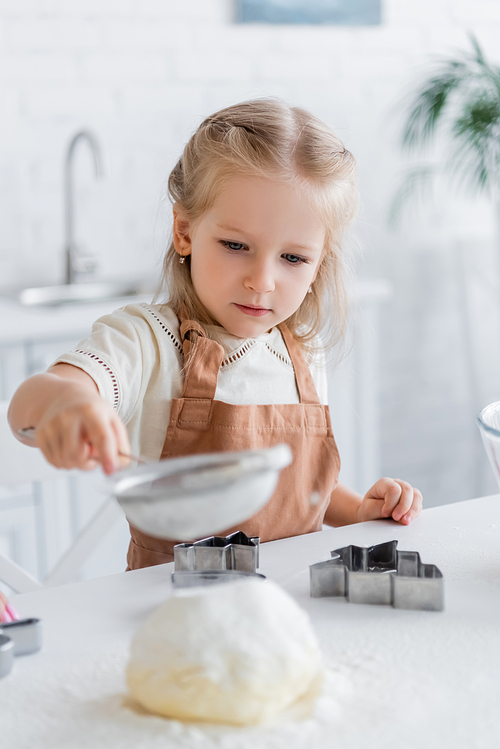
<box><xmin>4</xmin><ymin>603</ymin><xmax>19</xmax><ymax>622</ymax></box>
<box><xmin>0</xmin><ymin>608</ymin><xmax>12</xmax><ymax>623</ymax></box>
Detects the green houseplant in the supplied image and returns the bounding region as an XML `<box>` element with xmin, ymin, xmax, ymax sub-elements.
<box><xmin>392</xmin><ymin>34</ymin><xmax>500</xmax><ymax>219</ymax></box>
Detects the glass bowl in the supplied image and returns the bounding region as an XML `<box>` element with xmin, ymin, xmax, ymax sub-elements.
<box><xmin>477</xmin><ymin>401</ymin><xmax>500</xmax><ymax>491</ymax></box>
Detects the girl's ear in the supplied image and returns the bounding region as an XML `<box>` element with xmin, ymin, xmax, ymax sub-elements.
<box><xmin>172</xmin><ymin>207</ymin><xmax>193</xmax><ymax>256</ymax></box>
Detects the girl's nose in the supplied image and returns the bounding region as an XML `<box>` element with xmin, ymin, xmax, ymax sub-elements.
<box><xmin>244</xmin><ymin>260</ymin><xmax>275</xmax><ymax>294</ymax></box>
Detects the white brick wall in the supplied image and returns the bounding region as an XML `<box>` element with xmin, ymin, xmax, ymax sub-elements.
<box><xmin>1</xmin><ymin>0</ymin><xmax>500</xmax><ymax>505</ymax></box>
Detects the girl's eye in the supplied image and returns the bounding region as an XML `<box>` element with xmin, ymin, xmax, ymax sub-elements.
<box><xmin>221</xmin><ymin>240</ymin><xmax>246</xmax><ymax>251</ymax></box>
<box><xmin>282</xmin><ymin>253</ymin><xmax>307</xmax><ymax>265</ymax></box>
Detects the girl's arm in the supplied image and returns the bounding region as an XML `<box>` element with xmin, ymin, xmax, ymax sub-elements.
<box><xmin>323</xmin><ymin>482</ymin><xmax>363</xmax><ymax>526</ymax></box>
<box><xmin>8</xmin><ymin>363</ymin><xmax>130</xmax><ymax>475</ymax></box>
<box><xmin>324</xmin><ymin>479</ymin><xmax>423</xmax><ymax>527</ymax></box>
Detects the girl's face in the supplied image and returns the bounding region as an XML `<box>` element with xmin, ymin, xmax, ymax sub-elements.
<box><xmin>173</xmin><ymin>175</ymin><xmax>326</xmax><ymax>338</ymax></box>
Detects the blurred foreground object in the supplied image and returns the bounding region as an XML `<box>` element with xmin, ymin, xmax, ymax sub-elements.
<box><xmin>477</xmin><ymin>401</ymin><xmax>500</xmax><ymax>491</ymax></box>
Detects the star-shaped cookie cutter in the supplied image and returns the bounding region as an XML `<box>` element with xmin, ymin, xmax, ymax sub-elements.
<box><xmin>309</xmin><ymin>540</ymin><xmax>444</xmax><ymax>611</ymax></box>
<box><xmin>174</xmin><ymin>531</ymin><xmax>260</xmax><ymax>574</ymax></box>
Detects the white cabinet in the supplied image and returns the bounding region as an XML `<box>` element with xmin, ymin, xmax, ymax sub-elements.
<box><xmin>0</xmin><ymin>343</ymin><xmax>27</xmax><ymax>402</ymax></box>
<box><xmin>0</xmin><ymin>337</ymin><xmax>90</xmax><ymax>401</ymax></box>
<box><xmin>0</xmin><ymin>312</ymin><xmax>132</xmax><ymax>588</ymax></box>
<box><xmin>0</xmin><ymin>488</ymin><xmax>39</xmax><ymax>577</ymax></box>
<box><xmin>27</xmin><ymin>337</ymin><xmax>84</xmax><ymax>378</ymax></box>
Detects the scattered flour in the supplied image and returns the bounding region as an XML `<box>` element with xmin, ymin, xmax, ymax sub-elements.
<box><xmin>2</xmin><ymin>609</ymin><xmax>498</xmax><ymax>749</ymax></box>
<box><xmin>0</xmin><ymin>647</ymin><xmax>350</xmax><ymax>749</ymax></box>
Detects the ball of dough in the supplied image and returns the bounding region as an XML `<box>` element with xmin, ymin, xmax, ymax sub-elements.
<box><xmin>126</xmin><ymin>578</ymin><xmax>323</xmax><ymax>726</ymax></box>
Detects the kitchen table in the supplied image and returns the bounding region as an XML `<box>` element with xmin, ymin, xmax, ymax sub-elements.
<box><xmin>2</xmin><ymin>495</ymin><xmax>500</xmax><ymax>749</ymax></box>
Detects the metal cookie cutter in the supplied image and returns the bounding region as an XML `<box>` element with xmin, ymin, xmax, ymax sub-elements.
<box><xmin>174</xmin><ymin>532</ymin><xmax>260</xmax><ymax>573</ymax></box>
<box><xmin>310</xmin><ymin>540</ymin><xmax>444</xmax><ymax>611</ymax></box>
<box><xmin>172</xmin><ymin>532</ymin><xmax>262</xmax><ymax>589</ymax></box>
<box><xmin>0</xmin><ymin>618</ymin><xmax>43</xmax><ymax>679</ymax></box>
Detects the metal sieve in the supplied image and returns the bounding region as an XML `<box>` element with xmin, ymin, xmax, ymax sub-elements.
<box><xmin>108</xmin><ymin>443</ymin><xmax>292</xmax><ymax>540</ymax></box>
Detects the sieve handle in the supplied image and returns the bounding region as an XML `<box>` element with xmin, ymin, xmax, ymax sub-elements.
<box><xmin>18</xmin><ymin>427</ymin><xmax>149</xmax><ymax>466</ymax></box>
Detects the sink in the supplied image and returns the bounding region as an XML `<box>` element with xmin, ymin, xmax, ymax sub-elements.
<box><xmin>10</xmin><ymin>281</ymin><xmax>156</xmax><ymax>307</ymax></box>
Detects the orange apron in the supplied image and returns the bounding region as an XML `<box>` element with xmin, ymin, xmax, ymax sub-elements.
<box><xmin>127</xmin><ymin>316</ymin><xmax>340</xmax><ymax>570</ymax></box>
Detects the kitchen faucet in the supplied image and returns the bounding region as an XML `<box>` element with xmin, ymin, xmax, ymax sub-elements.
<box><xmin>64</xmin><ymin>130</ymin><xmax>105</xmax><ymax>285</ymax></box>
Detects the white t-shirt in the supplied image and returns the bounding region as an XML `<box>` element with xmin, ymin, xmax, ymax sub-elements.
<box><xmin>54</xmin><ymin>303</ymin><xmax>328</xmax><ymax>460</ymax></box>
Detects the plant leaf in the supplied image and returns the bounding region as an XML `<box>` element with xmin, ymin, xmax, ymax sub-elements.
<box><xmin>400</xmin><ymin>35</ymin><xmax>500</xmax><ymax>153</ymax></box>
<box><xmin>395</xmin><ymin>34</ymin><xmax>500</xmax><ymax>209</ymax></box>
<box><xmin>468</xmin><ymin>32</ymin><xmax>485</xmax><ymax>65</ymax></box>
<box><xmin>388</xmin><ymin>164</ymin><xmax>436</xmax><ymax>226</ymax></box>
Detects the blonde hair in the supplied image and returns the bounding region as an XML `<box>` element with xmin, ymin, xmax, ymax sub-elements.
<box><xmin>156</xmin><ymin>98</ymin><xmax>358</xmax><ymax>355</ymax></box>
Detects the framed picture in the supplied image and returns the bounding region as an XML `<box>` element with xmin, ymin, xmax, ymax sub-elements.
<box><xmin>236</xmin><ymin>0</ymin><xmax>382</xmax><ymax>25</ymax></box>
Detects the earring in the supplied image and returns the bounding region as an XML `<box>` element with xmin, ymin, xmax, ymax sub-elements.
<box><xmin>179</xmin><ymin>255</ymin><xmax>186</xmax><ymax>265</ymax></box>
<box><xmin>307</xmin><ymin>286</ymin><xmax>313</xmax><ymax>294</ymax></box>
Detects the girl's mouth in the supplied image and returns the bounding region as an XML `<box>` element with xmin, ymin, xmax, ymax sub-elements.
<box><xmin>234</xmin><ymin>304</ymin><xmax>271</xmax><ymax>317</ymax></box>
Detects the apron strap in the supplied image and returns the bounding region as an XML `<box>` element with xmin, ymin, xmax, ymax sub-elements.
<box><xmin>279</xmin><ymin>324</ymin><xmax>322</xmax><ymax>406</ymax></box>
<box><xmin>179</xmin><ymin>318</ymin><xmax>224</xmax><ymax>401</ymax></box>
<box><xmin>179</xmin><ymin>319</ymin><xmax>206</xmax><ymax>359</ymax></box>
<box><xmin>177</xmin><ymin>307</ymin><xmax>321</xmax><ymax>405</ymax></box>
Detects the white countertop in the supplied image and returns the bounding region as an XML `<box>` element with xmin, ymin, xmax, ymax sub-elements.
<box><xmin>0</xmin><ymin>279</ymin><xmax>392</xmax><ymax>346</ymax></box>
<box><xmin>0</xmin><ymin>295</ymin><xmax>153</xmax><ymax>345</ymax></box>
<box><xmin>4</xmin><ymin>495</ymin><xmax>499</xmax><ymax>749</ymax></box>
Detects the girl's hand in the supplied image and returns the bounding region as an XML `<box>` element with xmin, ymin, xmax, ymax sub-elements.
<box><xmin>357</xmin><ymin>478</ymin><xmax>423</xmax><ymax>525</ymax></box>
<box><xmin>35</xmin><ymin>387</ymin><xmax>130</xmax><ymax>476</ymax></box>
<box><xmin>10</xmin><ymin>364</ymin><xmax>130</xmax><ymax>475</ymax></box>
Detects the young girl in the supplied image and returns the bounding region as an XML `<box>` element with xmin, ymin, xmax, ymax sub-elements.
<box><xmin>8</xmin><ymin>99</ymin><xmax>422</xmax><ymax>570</ymax></box>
